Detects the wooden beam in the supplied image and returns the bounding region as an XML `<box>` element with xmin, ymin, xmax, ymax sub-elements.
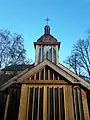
<box><xmin>64</xmin><ymin>86</ymin><xmax>75</xmax><ymax>120</ymax></box>
<box><xmin>22</xmin><ymin>80</ymin><xmax>68</xmax><ymax>85</ymax></box>
<box><xmin>58</xmin><ymin>87</ymin><xmax>61</xmax><ymax>120</ymax></box>
<box><xmin>73</xmin><ymin>88</ymin><xmax>78</xmax><ymax>120</ymax></box>
<box><xmin>26</xmin><ymin>88</ymin><xmax>30</xmax><ymax>120</ymax></box>
<box><xmin>32</xmin><ymin>88</ymin><xmax>35</xmax><ymax>120</ymax></box>
<box><xmin>53</xmin><ymin>87</ymin><xmax>55</xmax><ymax>120</ymax></box>
<box><xmin>43</xmin><ymin>87</ymin><xmax>47</xmax><ymax>120</ymax></box>
<box><xmin>18</xmin><ymin>84</ymin><xmax>28</xmax><ymax>120</ymax></box>
<box><xmin>81</xmin><ymin>90</ymin><xmax>90</xmax><ymax>120</ymax></box>
<box><xmin>48</xmin><ymin>69</ymin><xmax>50</xmax><ymax>80</ymax></box>
<box><xmin>4</xmin><ymin>94</ymin><xmax>10</xmax><ymax>120</ymax></box>
<box><xmin>44</xmin><ymin>67</ymin><xmax>45</xmax><ymax>80</ymax></box>
<box><xmin>37</xmin><ymin>87</ymin><xmax>40</xmax><ymax>120</ymax></box>
<box><xmin>34</xmin><ymin>74</ymin><xmax>36</xmax><ymax>80</ymax></box>
<box><xmin>77</xmin><ymin>88</ymin><xmax>84</xmax><ymax>120</ymax></box>
<box><xmin>39</xmin><ymin>71</ymin><xmax>41</xmax><ymax>80</ymax></box>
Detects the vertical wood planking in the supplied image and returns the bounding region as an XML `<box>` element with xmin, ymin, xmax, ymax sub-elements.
<box><xmin>44</xmin><ymin>67</ymin><xmax>45</xmax><ymax>80</ymax></box>
<box><xmin>18</xmin><ymin>84</ymin><xmax>28</xmax><ymax>120</ymax></box>
<box><xmin>64</xmin><ymin>86</ymin><xmax>75</xmax><ymax>120</ymax></box>
<box><xmin>32</xmin><ymin>88</ymin><xmax>35</xmax><ymax>120</ymax></box>
<box><xmin>81</xmin><ymin>90</ymin><xmax>90</xmax><ymax>120</ymax></box>
<box><xmin>26</xmin><ymin>88</ymin><xmax>30</xmax><ymax>120</ymax></box>
<box><xmin>39</xmin><ymin>71</ymin><xmax>41</xmax><ymax>80</ymax></box>
<box><xmin>34</xmin><ymin>74</ymin><xmax>36</xmax><ymax>80</ymax></box>
<box><xmin>47</xmin><ymin>87</ymin><xmax>50</xmax><ymax>120</ymax></box>
<box><xmin>48</xmin><ymin>69</ymin><xmax>50</xmax><ymax>80</ymax></box>
<box><xmin>4</xmin><ymin>94</ymin><xmax>10</xmax><ymax>120</ymax></box>
<box><xmin>37</xmin><ymin>87</ymin><xmax>40</xmax><ymax>120</ymax></box>
<box><xmin>73</xmin><ymin>88</ymin><xmax>78</xmax><ymax>120</ymax></box>
<box><xmin>77</xmin><ymin>88</ymin><xmax>84</xmax><ymax>120</ymax></box>
<box><xmin>53</xmin><ymin>87</ymin><xmax>55</xmax><ymax>120</ymax></box>
<box><xmin>58</xmin><ymin>87</ymin><xmax>61</xmax><ymax>120</ymax></box>
<box><xmin>43</xmin><ymin>87</ymin><xmax>47</xmax><ymax>120</ymax></box>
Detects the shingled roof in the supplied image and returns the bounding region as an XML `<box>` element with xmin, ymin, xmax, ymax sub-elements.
<box><xmin>34</xmin><ymin>25</ymin><xmax>60</xmax><ymax>48</ymax></box>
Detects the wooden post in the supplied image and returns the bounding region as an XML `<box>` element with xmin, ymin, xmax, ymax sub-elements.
<box><xmin>18</xmin><ymin>84</ymin><xmax>28</xmax><ymax>120</ymax></box>
<box><xmin>81</xmin><ymin>90</ymin><xmax>90</xmax><ymax>120</ymax></box>
<box><xmin>37</xmin><ymin>87</ymin><xmax>40</xmax><ymax>120</ymax></box>
<box><xmin>64</xmin><ymin>86</ymin><xmax>75</xmax><ymax>120</ymax></box>
<box><xmin>43</xmin><ymin>87</ymin><xmax>47</xmax><ymax>120</ymax></box>
<box><xmin>4</xmin><ymin>94</ymin><xmax>10</xmax><ymax>120</ymax></box>
<box><xmin>48</xmin><ymin>69</ymin><xmax>50</xmax><ymax>80</ymax></box>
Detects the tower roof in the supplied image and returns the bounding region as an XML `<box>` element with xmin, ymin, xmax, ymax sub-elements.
<box><xmin>34</xmin><ymin>25</ymin><xmax>60</xmax><ymax>48</ymax></box>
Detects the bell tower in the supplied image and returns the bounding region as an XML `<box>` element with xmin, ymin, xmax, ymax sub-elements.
<box><xmin>34</xmin><ymin>25</ymin><xmax>60</xmax><ymax>65</ymax></box>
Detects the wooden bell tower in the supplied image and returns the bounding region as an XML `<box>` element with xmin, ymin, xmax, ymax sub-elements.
<box><xmin>34</xmin><ymin>25</ymin><xmax>60</xmax><ymax>65</ymax></box>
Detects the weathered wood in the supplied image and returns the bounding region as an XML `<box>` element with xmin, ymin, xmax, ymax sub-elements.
<box><xmin>39</xmin><ymin>71</ymin><xmax>41</xmax><ymax>80</ymax></box>
<box><xmin>4</xmin><ymin>94</ymin><xmax>10</xmax><ymax>120</ymax></box>
<box><xmin>48</xmin><ymin>69</ymin><xmax>50</xmax><ymax>80</ymax></box>
<box><xmin>22</xmin><ymin>80</ymin><xmax>68</xmax><ymax>85</ymax></box>
<box><xmin>73</xmin><ymin>88</ymin><xmax>78</xmax><ymax>120</ymax></box>
<box><xmin>37</xmin><ymin>87</ymin><xmax>40</xmax><ymax>120</ymax></box>
<box><xmin>44</xmin><ymin>67</ymin><xmax>45</xmax><ymax>80</ymax></box>
<box><xmin>43</xmin><ymin>87</ymin><xmax>47</xmax><ymax>120</ymax></box>
<box><xmin>64</xmin><ymin>86</ymin><xmax>75</xmax><ymax>120</ymax></box>
<box><xmin>1</xmin><ymin>59</ymin><xmax>90</xmax><ymax>91</ymax></box>
<box><xmin>58</xmin><ymin>87</ymin><xmax>61</xmax><ymax>120</ymax></box>
<box><xmin>47</xmin><ymin>87</ymin><xmax>50</xmax><ymax>120</ymax></box>
<box><xmin>32</xmin><ymin>88</ymin><xmax>35</xmax><ymax>120</ymax></box>
<box><xmin>34</xmin><ymin>74</ymin><xmax>36</xmax><ymax>80</ymax></box>
<box><xmin>77</xmin><ymin>88</ymin><xmax>84</xmax><ymax>120</ymax></box>
<box><xmin>53</xmin><ymin>87</ymin><xmax>55</xmax><ymax>120</ymax></box>
<box><xmin>81</xmin><ymin>90</ymin><xmax>90</xmax><ymax>120</ymax></box>
<box><xmin>18</xmin><ymin>85</ymin><xmax>28</xmax><ymax>120</ymax></box>
<box><xmin>26</xmin><ymin>88</ymin><xmax>30</xmax><ymax>120</ymax></box>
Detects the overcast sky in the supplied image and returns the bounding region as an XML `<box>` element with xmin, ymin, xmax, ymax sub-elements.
<box><xmin>0</xmin><ymin>0</ymin><xmax>90</xmax><ymax>64</ymax></box>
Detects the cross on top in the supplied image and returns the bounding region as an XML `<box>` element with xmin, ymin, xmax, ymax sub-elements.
<box><xmin>45</xmin><ymin>18</ymin><xmax>50</xmax><ymax>25</ymax></box>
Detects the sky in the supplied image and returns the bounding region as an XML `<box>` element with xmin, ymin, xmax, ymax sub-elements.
<box><xmin>0</xmin><ymin>0</ymin><xmax>90</xmax><ymax>64</ymax></box>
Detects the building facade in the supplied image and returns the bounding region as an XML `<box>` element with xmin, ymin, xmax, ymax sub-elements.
<box><xmin>0</xmin><ymin>25</ymin><xmax>90</xmax><ymax>120</ymax></box>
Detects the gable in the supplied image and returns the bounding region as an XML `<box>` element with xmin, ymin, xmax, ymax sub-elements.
<box><xmin>22</xmin><ymin>65</ymin><xmax>69</xmax><ymax>85</ymax></box>
<box><xmin>0</xmin><ymin>59</ymin><xmax>90</xmax><ymax>91</ymax></box>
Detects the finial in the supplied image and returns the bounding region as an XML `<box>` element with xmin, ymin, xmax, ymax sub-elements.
<box><xmin>45</xmin><ymin>18</ymin><xmax>50</xmax><ymax>25</ymax></box>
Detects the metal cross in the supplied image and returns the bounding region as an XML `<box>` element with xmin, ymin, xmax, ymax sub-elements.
<box><xmin>45</xmin><ymin>18</ymin><xmax>50</xmax><ymax>25</ymax></box>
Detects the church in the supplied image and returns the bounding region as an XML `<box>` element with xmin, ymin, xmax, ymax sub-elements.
<box><xmin>0</xmin><ymin>24</ymin><xmax>90</xmax><ymax>120</ymax></box>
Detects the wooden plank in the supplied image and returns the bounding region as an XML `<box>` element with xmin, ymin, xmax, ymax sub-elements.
<box><xmin>64</xmin><ymin>86</ymin><xmax>75</xmax><ymax>120</ymax></box>
<box><xmin>48</xmin><ymin>69</ymin><xmax>50</xmax><ymax>80</ymax></box>
<box><xmin>22</xmin><ymin>80</ymin><xmax>68</xmax><ymax>84</ymax></box>
<box><xmin>44</xmin><ymin>67</ymin><xmax>45</xmax><ymax>80</ymax></box>
<box><xmin>81</xmin><ymin>90</ymin><xmax>90</xmax><ymax>120</ymax></box>
<box><xmin>53</xmin><ymin>87</ymin><xmax>55</xmax><ymax>120</ymax></box>
<box><xmin>73</xmin><ymin>88</ymin><xmax>78</xmax><ymax>120</ymax></box>
<box><xmin>37</xmin><ymin>87</ymin><xmax>40</xmax><ymax>120</ymax></box>
<box><xmin>77</xmin><ymin>88</ymin><xmax>84</xmax><ymax>120</ymax></box>
<box><xmin>58</xmin><ymin>87</ymin><xmax>61</xmax><ymax>120</ymax></box>
<box><xmin>18</xmin><ymin>84</ymin><xmax>28</xmax><ymax>120</ymax></box>
<box><xmin>4</xmin><ymin>94</ymin><xmax>10</xmax><ymax>120</ymax></box>
<box><xmin>39</xmin><ymin>71</ymin><xmax>41</xmax><ymax>80</ymax></box>
<box><xmin>34</xmin><ymin>74</ymin><xmax>36</xmax><ymax>80</ymax></box>
<box><xmin>43</xmin><ymin>87</ymin><xmax>47</xmax><ymax>120</ymax></box>
<box><xmin>26</xmin><ymin>88</ymin><xmax>30</xmax><ymax>120</ymax></box>
<box><xmin>47</xmin><ymin>87</ymin><xmax>50</xmax><ymax>120</ymax></box>
<box><xmin>32</xmin><ymin>88</ymin><xmax>35</xmax><ymax>120</ymax></box>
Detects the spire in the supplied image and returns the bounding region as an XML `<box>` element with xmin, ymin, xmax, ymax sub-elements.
<box><xmin>44</xmin><ymin>25</ymin><xmax>50</xmax><ymax>34</ymax></box>
<box><xmin>44</xmin><ymin>18</ymin><xmax>50</xmax><ymax>34</ymax></box>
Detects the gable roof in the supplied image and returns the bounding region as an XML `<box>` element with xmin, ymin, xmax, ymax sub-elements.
<box><xmin>0</xmin><ymin>59</ymin><xmax>90</xmax><ymax>91</ymax></box>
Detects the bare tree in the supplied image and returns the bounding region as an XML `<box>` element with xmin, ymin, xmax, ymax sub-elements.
<box><xmin>9</xmin><ymin>33</ymin><xmax>26</xmax><ymax>65</ymax></box>
<box><xmin>0</xmin><ymin>29</ymin><xmax>11</xmax><ymax>68</ymax></box>
<box><xmin>0</xmin><ymin>29</ymin><xmax>30</xmax><ymax>69</ymax></box>
<box><xmin>64</xmin><ymin>36</ymin><xmax>90</xmax><ymax>80</ymax></box>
